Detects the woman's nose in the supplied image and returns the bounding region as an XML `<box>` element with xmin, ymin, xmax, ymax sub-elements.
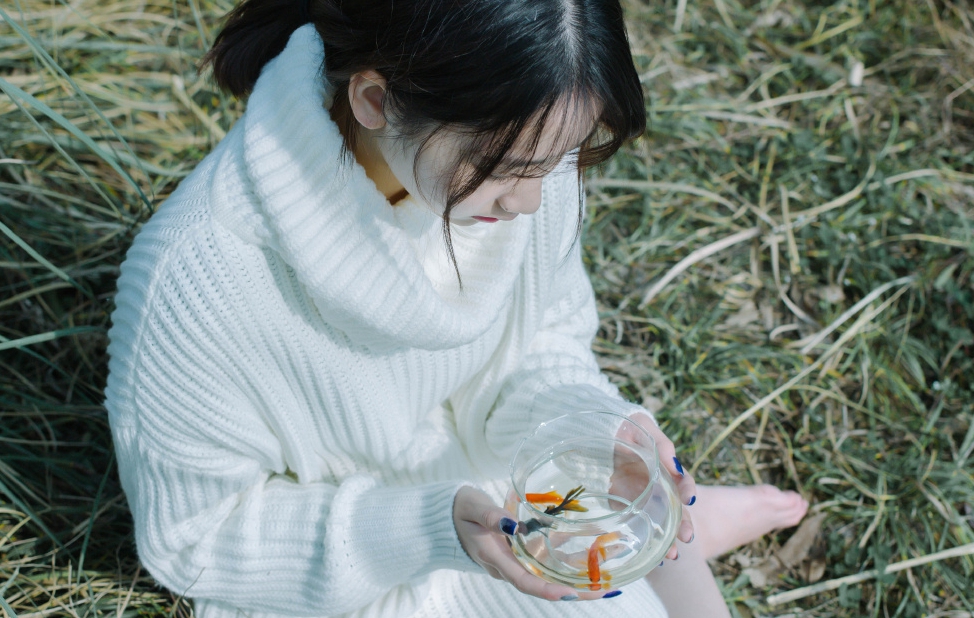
<box><xmin>497</xmin><ymin>178</ymin><xmax>543</xmax><ymax>215</ymax></box>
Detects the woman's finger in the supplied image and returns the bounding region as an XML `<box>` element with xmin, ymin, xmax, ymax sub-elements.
<box><xmin>454</xmin><ymin>487</ymin><xmax>616</xmax><ymax>601</ymax></box>
<box><xmin>454</xmin><ymin>486</ymin><xmax>519</xmax><ymax>535</ymax></box>
<box><xmin>640</xmin><ymin>422</ymin><xmax>697</xmax><ymax>508</ymax></box>
<box><xmin>625</xmin><ymin>413</ymin><xmax>697</xmax><ymax>545</ymax></box>
<box><xmin>665</xmin><ymin>542</ymin><xmax>679</xmax><ymax>560</ymax></box>
<box><xmin>670</xmin><ymin>457</ymin><xmax>698</xmax><ymax>507</ymax></box>
<box><xmin>677</xmin><ymin>504</ymin><xmax>693</xmax><ymax>544</ymax></box>
<box><xmin>479</xmin><ymin>533</ymin><xmax>608</xmax><ymax>601</ymax></box>
<box><xmin>481</xmin><ymin>562</ymin><xmax>504</xmax><ymax>581</ymax></box>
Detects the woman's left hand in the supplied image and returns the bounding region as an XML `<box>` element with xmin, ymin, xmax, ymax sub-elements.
<box><xmin>613</xmin><ymin>411</ymin><xmax>696</xmax><ymax>561</ymax></box>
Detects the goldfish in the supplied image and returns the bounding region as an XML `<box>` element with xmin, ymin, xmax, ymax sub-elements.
<box><xmin>586</xmin><ymin>532</ymin><xmax>622</xmax><ymax>590</ymax></box>
<box><xmin>524</xmin><ymin>486</ymin><xmax>588</xmax><ymax>514</ymax></box>
<box><xmin>524</xmin><ymin>491</ymin><xmax>563</xmax><ymax>504</ymax></box>
<box><xmin>519</xmin><ymin>486</ymin><xmax>589</xmax><ymax>536</ymax></box>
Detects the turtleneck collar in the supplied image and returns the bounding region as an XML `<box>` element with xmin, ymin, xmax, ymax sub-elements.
<box><xmin>239</xmin><ymin>25</ymin><xmax>532</xmax><ymax>350</ymax></box>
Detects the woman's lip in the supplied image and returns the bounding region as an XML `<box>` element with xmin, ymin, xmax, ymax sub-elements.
<box><xmin>472</xmin><ymin>215</ymin><xmax>518</xmax><ymax>223</ymax></box>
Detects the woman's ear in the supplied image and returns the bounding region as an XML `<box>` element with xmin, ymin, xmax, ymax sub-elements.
<box><xmin>348</xmin><ymin>70</ymin><xmax>387</xmax><ymax>130</ymax></box>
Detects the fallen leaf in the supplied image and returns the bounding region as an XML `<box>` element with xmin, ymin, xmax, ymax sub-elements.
<box><xmin>722</xmin><ymin>299</ymin><xmax>760</xmax><ymax>328</ymax></box>
<box><xmin>745</xmin><ymin>513</ymin><xmax>826</xmax><ymax>588</ymax></box>
<box><xmin>805</xmin><ymin>555</ymin><xmax>827</xmax><ymax>583</ymax></box>
<box><xmin>776</xmin><ymin>512</ymin><xmax>826</xmax><ymax>567</ymax></box>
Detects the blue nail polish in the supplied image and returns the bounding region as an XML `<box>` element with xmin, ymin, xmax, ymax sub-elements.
<box><xmin>689</xmin><ymin>532</ymin><xmax>695</xmax><ymax>543</ymax></box>
<box><xmin>500</xmin><ymin>517</ymin><xmax>518</xmax><ymax>536</ymax></box>
<box><xmin>673</xmin><ymin>457</ymin><xmax>684</xmax><ymax>476</ymax></box>
<box><xmin>603</xmin><ymin>590</ymin><xmax>623</xmax><ymax>599</ymax></box>
<box><xmin>659</xmin><ymin>560</ymin><xmax>665</xmax><ymax>567</ymax></box>
<box><xmin>687</xmin><ymin>495</ymin><xmax>696</xmax><ymax>506</ymax></box>
<box><xmin>560</xmin><ymin>595</ymin><xmax>579</xmax><ymax>601</ymax></box>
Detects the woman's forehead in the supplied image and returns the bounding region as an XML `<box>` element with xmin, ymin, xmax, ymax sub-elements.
<box><xmin>506</xmin><ymin>99</ymin><xmax>600</xmax><ymax>164</ymax></box>
<box><xmin>411</xmin><ymin>95</ymin><xmax>599</xmax><ymax>175</ymax></box>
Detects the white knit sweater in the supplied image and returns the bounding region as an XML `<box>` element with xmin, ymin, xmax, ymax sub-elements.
<box><xmin>105</xmin><ymin>25</ymin><xmax>667</xmax><ymax>618</ymax></box>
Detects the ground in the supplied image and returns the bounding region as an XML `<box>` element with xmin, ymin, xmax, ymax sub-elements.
<box><xmin>1</xmin><ymin>0</ymin><xmax>973</xmax><ymax>616</ymax></box>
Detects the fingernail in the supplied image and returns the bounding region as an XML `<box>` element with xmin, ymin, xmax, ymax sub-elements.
<box><xmin>674</xmin><ymin>550</ymin><xmax>680</xmax><ymax>560</ymax></box>
<box><xmin>658</xmin><ymin>560</ymin><xmax>664</xmax><ymax>567</ymax></box>
<box><xmin>673</xmin><ymin>457</ymin><xmax>684</xmax><ymax>476</ymax></box>
<box><xmin>689</xmin><ymin>532</ymin><xmax>695</xmax><ymax>543</ymax></box>
<box><xmin>560</xmin><ymin>595</ymin><xmax>579</xmax><ymax>601</ymax></box>
<box><xmin>500</xmin><ymin>517</ymin><xmax>518</xmax><ymax>535</ymax></box>
<box><xmin>687</xmin><ymin>495</ymin><xmax>696</xmax><ymax>506</ymax></box>
<box><xmin>602</xmin><ymin>590</ymin><xmax>623</xmax><ymax>599</ymax></box>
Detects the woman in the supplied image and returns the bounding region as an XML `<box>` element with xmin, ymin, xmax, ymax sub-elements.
<box><xmin>105</xmin><ymin>0</ymin><xmax>807</xmax><ymax>616</ymax></box>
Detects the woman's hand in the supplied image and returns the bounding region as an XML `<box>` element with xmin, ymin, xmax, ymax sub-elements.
<box><xmin>615</xmin><ymin>412</ymin><xmax>696</xmax><ymax>560</ymax></box>
<box><xmin>452</xmin><ymin>486</ymin><xmax>611</xmax><ymax>601</ymax></box>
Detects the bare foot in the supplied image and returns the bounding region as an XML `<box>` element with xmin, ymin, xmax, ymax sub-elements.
<box><xmin>689</xmin><ymin>485</ymin><xmax>808</xmax><ymax>560</ymax></box>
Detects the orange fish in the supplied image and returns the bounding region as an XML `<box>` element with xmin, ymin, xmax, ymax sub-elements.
<box><xmin>525</xmin><ymin>491</ymin><xmax>563</xmax><ymax>504</ymax></box>
<box><xmin>525</xmin><ymin>490</ymin><xmax>587</xmax><ymax>513</ymax></box>
<box><xmin>525</xmin><ymin>488</ymin><xmax>588</xmax><ymax>513</ymax></box>
<box><xmin>586</xmin><ymin>532</ymin><xmax>622</xmax><ymax>590</ymax></box>
<box><xmin>587</xmin><ymin>543</ymin><xmax>602</xmax><ymax>590</ymax></box>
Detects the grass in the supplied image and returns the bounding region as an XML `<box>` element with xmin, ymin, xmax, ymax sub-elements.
<box><xmin>1</xmin><ymin>0</ymin><xmax>973</xmax><ymax>616</ymax></box>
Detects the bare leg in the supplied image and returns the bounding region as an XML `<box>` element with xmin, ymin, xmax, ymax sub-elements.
<box><xmin>647</xmin><ymin>484</ymin><xmax>808</xmax><ymax>617</ymax></box>
<box><xmin>646</xmin><ymin>537</ymin><xmax>731</xmax><ymax>618</ymax></box>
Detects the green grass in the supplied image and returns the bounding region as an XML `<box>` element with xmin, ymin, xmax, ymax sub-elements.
<box><xmin>1</xmin><ymin>0</ymin><xmax>973</xmax><ymax>616</ymax></box>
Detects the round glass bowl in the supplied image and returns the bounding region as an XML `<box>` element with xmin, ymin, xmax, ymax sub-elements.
<box><xmin>504</xmin><ymin>411</ymin><xmax>681</xmax><ymax>591</ymax></box>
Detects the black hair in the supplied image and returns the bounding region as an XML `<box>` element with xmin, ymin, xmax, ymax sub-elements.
<box><xmin>202</xmin><ymin>0</ymin><xmax>645</xmax><ymax>281</ymax></box>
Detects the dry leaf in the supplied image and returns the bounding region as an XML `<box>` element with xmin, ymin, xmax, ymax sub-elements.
<box><xmin>818</xmin><ymin>284</ymin><xmax>846</xmax><ymax>304</ymax></box>
<box><xmin>722</xmin><ymin>299</ymin><xmax>760</xmax><ymax>328</ymax></box>
<box><xmin>745</xmin><ymin>513</ymin><xmax>826</xmax><ymax>588</ymax></box>
<box><xmin>805</xmin><ymin>555</ymin><xmax>827</xmax><ymax>583</ymax></box>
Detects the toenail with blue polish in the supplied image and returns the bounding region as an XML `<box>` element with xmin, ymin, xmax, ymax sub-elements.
<box><xmin>689</xmin><ymin>532</ymin><xmax>695</xmax><ymax>543</ymax></box>
<box><xmin>603</xmin><ymin>590</ymin><xmax>623</xmax><ymax>599</ymax></box>
<box><xmin>560</xmin><ymin>595</ymin><xmax>579</xmax><ymax>601</ymax></box>
<box><xmin>659</xmin><ymin>560</ymin><xmax>665</xmax><ymax>567</ymax></box>
<box><xmin>687</xmin><ymin>495</ymin><xmax>696</xmax><ymax>506</ymax></box>
<box><xmin>673</xmin><ymin>457</ymin><xmax>685</xmax><ymax>476</ymax></box>
<box><xmin>500</xmin><ymin>518</ymin><xmax>518</xmax><ymax>535</ymax></box>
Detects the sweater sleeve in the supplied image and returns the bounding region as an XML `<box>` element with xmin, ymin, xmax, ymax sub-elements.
<box><xmin>106</xmin><ymin>248</ymin><xmax>477</xmax><ymax>617</ymax></box>
<box><xmin>113</xmin><ymin>430</ymin><xmax>474</xmax><ymax>615</ymax></box>
<box><xmin>480</xmin><ymin>228</ymin><xmax>650</xmax><ymax>465</ymax></box>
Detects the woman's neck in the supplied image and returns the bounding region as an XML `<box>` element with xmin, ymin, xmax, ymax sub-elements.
<box><xmin>352</xmin><ymin>135</ymin><xmax>409</xmax><ymax>205</ymax></box>
<box><xmin>333</xmin><ymin>107</ymin><xmax>408</xmax><ymax>205</ymax></box>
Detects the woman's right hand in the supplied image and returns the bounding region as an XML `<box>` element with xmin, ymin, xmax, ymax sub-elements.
<box><xmin>452</xmin><ymin>486</ymin><xmax>614</xmax><ymax>602</ymax></box>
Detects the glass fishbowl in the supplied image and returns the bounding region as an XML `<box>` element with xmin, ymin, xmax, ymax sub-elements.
<box><xmin>505</xmin><ymin>411</ymin><xmax>682</xmax><ymax>591</ymax></box>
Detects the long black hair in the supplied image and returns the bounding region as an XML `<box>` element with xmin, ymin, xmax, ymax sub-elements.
<box><xmin>202</xmin><ymin>0</ymin><xmax>645</xmax><ymax>277</ymax></box>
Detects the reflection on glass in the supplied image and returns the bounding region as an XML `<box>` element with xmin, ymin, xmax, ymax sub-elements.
<box><xmin>506</xmin><ymin>411</ymin><xmax>682</xmax><ymax>591</ymax></box>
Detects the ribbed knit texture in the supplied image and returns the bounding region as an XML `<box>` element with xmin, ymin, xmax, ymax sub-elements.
<box><xmin>105</xmin><ymin>25</ymin><xmax>664</xmax><ymax>618</ymax></box>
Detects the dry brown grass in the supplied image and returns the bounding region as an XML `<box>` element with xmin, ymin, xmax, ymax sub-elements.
<box><xmin>2</xmin><ymin>0</ymin><xmax>973</xmax><ymax>616</ymax></box>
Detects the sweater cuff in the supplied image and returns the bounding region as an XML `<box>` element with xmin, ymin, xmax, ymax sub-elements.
<box><xmin>338</xmin><ymin>479</ymin><xmax>480</xmax><ymax>587</ymax></box>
